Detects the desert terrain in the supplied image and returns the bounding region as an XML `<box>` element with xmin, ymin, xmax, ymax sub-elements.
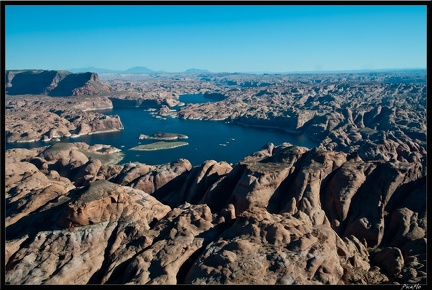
<box><xmin>4</xmin><ymin>69</ymin><xmax>427</xmax><ymax>285</ymax></box>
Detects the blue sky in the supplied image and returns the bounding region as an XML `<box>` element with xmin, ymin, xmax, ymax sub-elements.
<box><xmin>5</xmin><ymin>4</ymin><xmax>427</xmax><ymax>73</ymax></box>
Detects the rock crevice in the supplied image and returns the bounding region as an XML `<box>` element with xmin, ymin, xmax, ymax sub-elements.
<box><xmin>5</xmin><ymin>141</ymin><xmax>426</xmax><ymax>285</ymax></box>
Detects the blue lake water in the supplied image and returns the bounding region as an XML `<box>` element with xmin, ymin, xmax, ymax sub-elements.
<box><xmin>179</xmin><ymin>93</ymin><xmax>217</xmax><ymax>104</ymax></box>
<box><xmin>6</xmin><ymin>97</ymin><xmax>319</xmax><ymax>166</ymax></box>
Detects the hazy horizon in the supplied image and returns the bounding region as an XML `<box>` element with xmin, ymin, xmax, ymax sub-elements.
<box><xmin>4</xmin><ymin>66</ymin><xmax>427</xmax><ymax>75</ymax></box>
<box><xmin>5</xmin><ymin>4</ymin><xmax>427</xmax><ymax>73</ymax></box>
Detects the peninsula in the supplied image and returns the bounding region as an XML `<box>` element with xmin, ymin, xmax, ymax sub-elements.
<box><xmin>4</xmin><ymin>69</ymin><xmax>426</xmax><ymax>285</ymax></box>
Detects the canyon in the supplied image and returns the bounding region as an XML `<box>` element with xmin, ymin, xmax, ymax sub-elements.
<box><xmin>3</xmin><ymin>69</ymin><xmax>427</xmax><ymax>285</ymax></box>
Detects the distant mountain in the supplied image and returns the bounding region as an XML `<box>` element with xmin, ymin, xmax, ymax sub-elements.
<box><xmin>184</xmin><ymin>68</ymin><xmax>211</xmax><ymax>73</ymax></box>
<box><xmin>68</xmin><ymin>66</ymin><xmax>210</xmax><ymax>74</ymax></box>
<box><xmin>124</xmin><ymin>66</ymin><xmax>154</xmax><ymax>74</ymax></box>
<box><xmin>68</xmin><ymin>66</ymin><xmax>156</xmax><ymax>74</ymax></box>
<box><xmin>59</xmin><ymin>67</ymin><xmax>426</xmax><ymax>75</ymax></box>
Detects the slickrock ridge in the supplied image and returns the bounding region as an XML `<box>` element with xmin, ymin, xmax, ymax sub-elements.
<box><xmin>184</xmin><ymin>208</ymin><xmax>347</xmax><ymax>284</ymax></box>
<box><xmin>5</xmin><ymin>70</ymin><xmax>112</xmax><ymax>96</ymax></box>
<box><xmin>5</xmin><ymin>141</ymin><xmax>426</xmax><ymax>285</ymax></box>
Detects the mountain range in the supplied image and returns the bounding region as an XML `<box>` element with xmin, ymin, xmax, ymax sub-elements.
<box><xmin>68</xmin><ymin>66</ymin><xmax>211</xmax><ymax>74</ymax></box>
<box><xmin>67</xmin><ymin>66</ymin><xmax>426</xmax><ymax>75</ymax></box>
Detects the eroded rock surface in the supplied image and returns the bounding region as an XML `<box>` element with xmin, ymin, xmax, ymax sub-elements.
<box><xmin>5</xmin><ymin>70</ymin><xmax>112</xmax><ymax>96</ymax></box>
<box><xmin>5</xmin><ymin>96</ymin><xmax>123</xmax><ymax>143</ymax></box>
<box><xmin>4</xmin><ymin>71</ymin><xmax>427</xmax><ymax>285</ymax></box>
<box><xmin>102</xmin><ymin>73</ymin><xmax>426</xmax><ymax>170</ymax></box>
<box><xmin>5</xmin><ymin>141</ymin><xmax>426</xmax><ymax>285</ymax></box>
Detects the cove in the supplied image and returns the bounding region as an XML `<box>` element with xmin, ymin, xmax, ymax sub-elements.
<box><xmin>179</xmin><ymin>93</ymin><xmax>219</xmax><ymax>104</ymax></box>
<box><xmin>6</xmin><ymin>107</ymin><xmax>319</xmax><ymax>166</ymax></box>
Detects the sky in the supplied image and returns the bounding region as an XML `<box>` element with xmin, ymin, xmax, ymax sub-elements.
<box><xmin>4</xmin><ymin>4</ymin><xmax>427</xmax><ymax>73</ymax></box>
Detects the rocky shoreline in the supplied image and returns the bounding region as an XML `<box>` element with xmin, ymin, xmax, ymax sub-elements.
<box><xmin>4</xmin><ymin>70</ymin><xmax>427</xmax><ymax>285</ymax></box>
<box><xmin>102</xmin><ymin>71</ymin><xmax>426</xmax><ymax>167</ymax></box>
<box><xmin>5</xmin><ymin>96</ymin><xmax>124</xmax><ymax>144</ymax></box>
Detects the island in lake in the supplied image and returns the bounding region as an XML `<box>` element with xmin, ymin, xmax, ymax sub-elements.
<box><xmin>4</xmin><ymin>68</ymin><xmax>427</xmax><ymax>285</ymax></box>
<box><xmin>130</xmin><ymin>141</ymin><xmax>189</xmax><ymax>151</ymax></box>
<box><xmin>139</xmin><ymin>132</ymin><xmax>189</xmax><ymax>140</ymax></box>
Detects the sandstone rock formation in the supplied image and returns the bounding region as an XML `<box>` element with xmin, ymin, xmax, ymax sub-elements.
<box><xmin>4</xmin><ymin>70</ymin><xmax>426</xmax><ymax>285</ymax></box>
<box><xmin>4</xmin><ymin>141</ymin><xmax>426</xmax><ymax>285</ymax></box>
<box><xmin>5</xmin><ymin>96</ymin><xmax>123</xmax><ymax>143</ymax></box>
<box><xmin>97</xmin><ymin>72</ymin><xmax>426</xmax><ymax>176</ymax></box>
<box><xmin>173</xmin><ymin>81</ymin><xmax>426</xmax><ymax>168</ymax></box>
<box><xmin>5</xmin><ymin>70</ymin><xmax>112</xmax><ymax>96</ymax></box>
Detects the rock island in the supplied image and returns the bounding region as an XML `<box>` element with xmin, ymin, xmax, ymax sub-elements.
<box><xmin>130</xmin><ymin>141</ymin><xmax>189</xmax><ymax>151</ymax></box>
<box><xmin>4</xmin><ymin>69</ymin><xmax>427</xmax><ymax>285</ymax></box>
<box><xmin>139</xmin><ymin>132</ymin><xmax>189</xmax><ymax>140</ymax></box>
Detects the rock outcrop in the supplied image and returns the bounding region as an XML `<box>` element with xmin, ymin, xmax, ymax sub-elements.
<box><xmin>104</xmin><ymin>73</ymin><xmax>422</xmax><ymax>174</ymax></box>
<box><xmin>5</xmin><ymin>96</ymin><xmax>123</xmax><ymax>143</ymax></box>
<box><xmin>5</xmin><ymin>142</ymin><xmax>426</xmax><ymax>285</ymax></box>
<box><xmin>175</xmin><ymin>82</ymin><xmax>426</xmax><ymax>167</ymax></box>
<box><xmin>5</xmin><ymin>70</ymin><xmax>112</xmax><ymax>96</ymax></box>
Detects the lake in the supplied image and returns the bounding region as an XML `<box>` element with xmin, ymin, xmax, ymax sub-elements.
<box><xmin>6</xmin><ymin>95</ymin><xmax>319</xmax><ymax>166</ymax></box>
<box><xmin>179</xmin><ymin>93</ymin><xmax>220</xmax><ymax>104</ymax></box>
